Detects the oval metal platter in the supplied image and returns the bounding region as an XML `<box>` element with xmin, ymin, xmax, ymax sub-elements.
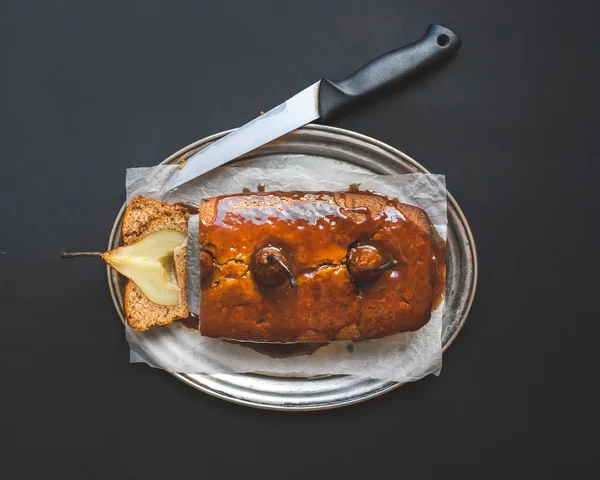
<box><xmin>107</xmin><ymin>124</ymin><xmax>478</xmax><ymax>410</ymax></box>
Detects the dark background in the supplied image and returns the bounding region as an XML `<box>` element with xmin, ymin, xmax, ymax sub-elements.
<box><xmin>1</xmin><ymin>0</ymin><xmax>598</xmax><ymax>477</ymax></box>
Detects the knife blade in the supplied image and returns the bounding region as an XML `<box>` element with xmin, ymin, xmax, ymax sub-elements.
<box><xmin>165</xmin><ymin>24</ymin><xmax>461</xmax><ymax>191</ymax></box>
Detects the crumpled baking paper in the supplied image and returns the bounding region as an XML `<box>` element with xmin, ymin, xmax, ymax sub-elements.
<box><xmin>123</xmin><ymin>161</ymin><xmax>446</xmax><ymax>383</ymax></box>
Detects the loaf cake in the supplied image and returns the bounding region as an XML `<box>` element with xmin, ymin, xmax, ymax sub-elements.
<box><xmin>198</xmin><ymin>191</ymin><xmax>445</xmax><ymax>343</ymax></box>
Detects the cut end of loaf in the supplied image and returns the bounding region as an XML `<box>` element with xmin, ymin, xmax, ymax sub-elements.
<box><xmin>122</xmin><ymin>196</ymin><xmax>190</xmax><ymax>245</ymax></box>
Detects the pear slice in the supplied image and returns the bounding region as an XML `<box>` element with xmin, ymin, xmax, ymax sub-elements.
<box><xmin>102</xmin><ymin>229</ymin><xmax>187</xmax><ymax>306</ymax></box>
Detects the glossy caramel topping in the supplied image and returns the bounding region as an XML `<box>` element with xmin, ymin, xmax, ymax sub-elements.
<box><xmin>199</xmin><ymin>190</ymin><xmax>445</xmax><ymax>342</ymax></box>
<box><xmin>199</xmin><ymin>192</ymin><xmax>388</xmax><ymax>270</ymax></box>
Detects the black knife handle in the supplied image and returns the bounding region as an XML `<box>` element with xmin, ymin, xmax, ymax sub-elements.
<box><xmin>318</xmin><ymin>24</ymin><xmax>461</xmax><ymax>121</ymax></box>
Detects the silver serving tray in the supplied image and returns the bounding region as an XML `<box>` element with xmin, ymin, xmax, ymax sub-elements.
<box><xmin>107</xmin><ymin>124</ymin><xmax>477</xmax><ymax>410</ymax></box>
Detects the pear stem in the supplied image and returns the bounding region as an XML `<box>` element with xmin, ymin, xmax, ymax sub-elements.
<box><xmin>361</xmin><ymin>259</ymin><xmax>398</xmax><ymax>273</ymax></box>
<box><xmin>267</xmin><ymin>254</ymin><xmax>298</xmax><ymax>288</ymax></box>
<box><xmin>60</xmin><ymin>251</ymin><xmax>103</xmax><ymax>259</ymax></box>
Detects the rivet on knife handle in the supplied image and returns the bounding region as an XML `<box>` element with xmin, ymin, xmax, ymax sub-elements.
<box><xmin>318</xmin><ymin>24</ymin><xmax>462</xmax><ymax>121</ymax></box>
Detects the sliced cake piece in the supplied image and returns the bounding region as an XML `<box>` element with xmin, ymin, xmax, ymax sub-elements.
<box><xmin>121</xmin><ymin>197</ymin><xmax>190</xmax><ymax>331</ymax></box>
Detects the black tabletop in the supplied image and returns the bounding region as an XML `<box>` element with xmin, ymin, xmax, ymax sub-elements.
<box><xmin>1</xmin><ymin>0</ymin><xmax>597</xmax><ymax>476</ymax></box>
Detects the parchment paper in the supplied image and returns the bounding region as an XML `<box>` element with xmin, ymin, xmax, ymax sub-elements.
<box><xmin>124</xmin><ymin>162</ymin><xmax>446</xmax><ymax>383</ymax></box>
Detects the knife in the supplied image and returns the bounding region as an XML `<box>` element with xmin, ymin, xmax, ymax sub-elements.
<box><xmin>165</xmin><ymin>24</ymin><xmax>461</xmax><ymax>191</ymax></box>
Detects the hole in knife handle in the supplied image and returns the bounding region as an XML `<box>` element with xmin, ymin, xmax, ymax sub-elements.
<box><xmin>436</xmin><ymin>34</ymin><xmax>450</xmax><ymax>47</ymax></box>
